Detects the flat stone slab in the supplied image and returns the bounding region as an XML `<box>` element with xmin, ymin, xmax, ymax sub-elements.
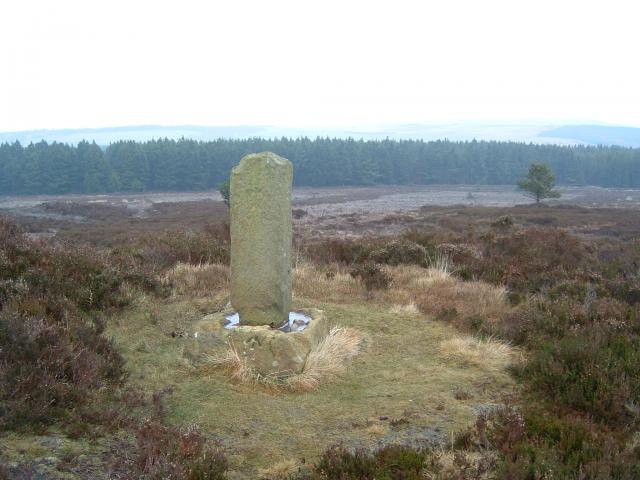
<box><xmin>223</xmin><ymin>311</ymin><xmax>313</xmax><ymax>332</ymax></box>
<box><xmin>189</xmin><ymin>308</ymin><xmax>329</xmax><ymax>377</ymax></box>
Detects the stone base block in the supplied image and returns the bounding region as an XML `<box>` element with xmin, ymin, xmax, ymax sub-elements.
<box><xmin>189</xmin><ymin>308</ymin><xmax>328</xmax><ymax>378</ymax></box>
<box><xmin>228</xmin><ymin>309</ymin><xmax>328</xmax><ymax>377</ymax></box>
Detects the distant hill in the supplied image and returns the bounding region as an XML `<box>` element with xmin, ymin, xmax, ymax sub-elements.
<box><xmin>0</xmin><ymin>123</ymin><xmax>638</xmax><ymax>147</ymax></box>
<box><xmin>538</xmin><ymin>125</ymin><xmax>640</xmax><ymax>148</ymax></box>
<box><xmin>0</xmin><ymin>125</ymin><xmax>277</xmax><ymax>146</ymax></box>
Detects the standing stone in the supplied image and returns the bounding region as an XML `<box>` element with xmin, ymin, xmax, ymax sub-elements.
<box><xmin>230</xmin><ymin>152</ymin><xmax>293</xmax><ymax>326</ymax></box>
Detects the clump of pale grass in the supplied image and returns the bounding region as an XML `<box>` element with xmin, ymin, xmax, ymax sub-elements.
<box><xmin>461</xmin><ymin>281</ymin><xmax>508</xmax><ymax>312</ymax></box>
<box><xmin>205</xmin><ymin>326</ymin><xmax>362</xmax><ymax>392</ymax></box>
<box><xmin>427</xmin><ymin>450</ymin><xmax>496</xmax><ymax>479</ymax></box>
<box><xmin>118</xmin><ymin>280</ymin><xmax>144</xmax><ymax>303</ymax></box>
<box><xmin>293</xmin><ymin>260</ymin><xmax>509</xmax><ymax>326</ymax></box>
<box><xmin>389</xmin><ymin>301</ymin><xmax>420</xmax><ymax>316</ymax></box>
<box><xmin>426</xmin><ymin>253</ymin><xmax>454</xmax><ymax>281</ymax></box>
<box><xmin>365</xmin><ymin>423</ymin><xmax>388</xmax><ymax>436</ymax></box>
<box><xmin>438</xmin><ymin>335</ymin><xmax>513</xmax><ymax>371</ymax></box>
<box><xmin>203</xmin><ymin>340</ymin><xmax>253</xmax><ymax>383</ymax></box>
<box><xmin>387</xmin><ymin>264</ymin><xmax>454</xmax><ymax>291</ymax></box>
<box><xmin>293</xmin><ymin>262</ymin><xmax>362</xmax><ymax>302</ymax></box>
<box><xmin>381</xmin><ymin>263</ymin><xmax>509</xmax><ymax>325</ymax></box>
<box><xmin>257</xmin><ymin>459</ymin><xmax>300</xmax><ymax>479</ymax></box>
<box><xmin>410</xmin><ymin>272</ymin><xmax>456</xmax><ymax>289</ymax></box>
<box><xmin>413</xmin><ymin>278</ymin><xmax>509</xmax><ymax>326</ymax></box>
<box><xmin>286</xmin><ymin>327</ymin><xmax>362</xmax><ymax>391</ymax></box>
<box><xmin>163</xmin><ymin>262</ymin><xmax>229</xmax><ymax>297</ymax></box>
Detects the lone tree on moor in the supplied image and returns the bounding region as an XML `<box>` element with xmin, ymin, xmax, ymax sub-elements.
<box><xmin>517</xmin><ymin>162</ymin><xmax>561</xmax><ymax>203</ymax></box>
<box><xmin>218</xmin><ymin>180</ymin><xmax>230</xmax><ymax>208</ymax></box>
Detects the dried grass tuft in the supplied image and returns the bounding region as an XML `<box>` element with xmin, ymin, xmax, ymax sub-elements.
<box><xmin>203</xmin><ymin>341</ymin><xmax>254</xmax><ymax>383</ymax></box>
<box><xmin>365</xmin><ymin>423</ymin><xmax>388</xmax><ymax>436</ymax></box>
<box><xmin>426</xmin><ymin>253</ymin><xmax>454</xmax><ymax>281</ymax></box>
<box><xmin>413</xmin><ymin>279</ymin><xmax>509</xmax><ymax>327</ymax></box>
<box><xmin>163</xmin><ymin>262</ymin><xmax>229</xmax><ymax>297</ymax></box>
<box><xmin>293</xmin><ymin>262</ymin><xmax>362</xmax><ymax>302</ymax></box>
<box><xmin>438</xmin><ymin>335</ymin><xmax>513</xmax><ymax>372</ymax></box>
<box><xmin>286</xmin><ymin>327</ymin><xmax>362</xmax><ymax>392</ymax></box>
<box><xmin>379</xmin><ymin>263</ymin><xmax>510</xmax><ymax>328</ymax></box>
<box><xmin>257</xmin><ymin>459</ymin><xmax>300</xmax><ymax>479</ymax></box>
<box><xmin>389</xmin><ymin>302</ymin><xmax>420</xmax><ymax>316</ymax></box>
<box><xmin>205</xmin><ymin>326</ymin><xmax>362</xmax><ymax>392</ymax></box>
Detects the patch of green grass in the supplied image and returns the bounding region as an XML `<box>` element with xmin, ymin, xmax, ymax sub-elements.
<box><xmin>0</xmin><ymin>429</ymin><xmax>119</xmax><ymax>479</ymax></box>
<box><xmin>107</xmin><ymin>293</ymin><xmax>516</xmax><ymax>477</ymax></box>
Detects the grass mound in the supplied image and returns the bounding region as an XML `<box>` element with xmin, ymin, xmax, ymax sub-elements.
<box><xmin>438</xmin><ymin>335</ymin><xmax>515</xmax><ymax>371</ymax></box>
<box><xmin>105</xmin><ymin>262</ymin><xmax>516</xmax><ymax>476</ymax></box>
<box><xmin>207</xmin><ymin>326</ymin><xmax>362</xmax><ymax>392</ymax></box>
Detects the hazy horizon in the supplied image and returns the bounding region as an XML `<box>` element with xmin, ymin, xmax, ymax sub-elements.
<box><xmin>3</xmin><ymin>122</ymin><xmax>640</xmax><ymax>149</ymax></box>
<box><xmin>0</xmin><ymin>118</ymin><xmax>635</xmax><ymax>134</ymax></box>
<box><xmin>2</xmin><ymin>0</ymin><xmax>639</xmax><ymax>132</ymax></box>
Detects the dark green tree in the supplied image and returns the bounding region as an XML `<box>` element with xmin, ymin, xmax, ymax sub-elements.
<box><xmin>517</xmin><ymin>162</ymin><xmax>561</xmax><ymax>203</ymax></box>
<box><xmin>2</xmin><ymin>138</ymin><xmax>640</xmax><ymax>196</ymax></box>
<box><xmin>218</xmin><ymin>180</ymin><xmax>230</xmax><ymax>208</ymax></box>
<box><xmin>78</xmin><ymin>141</ymin><xmax>110</xmax><ymax>193</ymax></box>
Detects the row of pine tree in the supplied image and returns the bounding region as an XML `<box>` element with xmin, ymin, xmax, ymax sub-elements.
<box><xmin>0</xmin><ymin>137</ymin><xmax>638</xmax><ymax>195</ymax></box>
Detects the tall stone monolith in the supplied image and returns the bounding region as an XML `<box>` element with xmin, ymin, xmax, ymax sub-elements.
<box><xmin>230</xmin><ymin>152</ymin><xmax>293</xmax><ymax>326</ymax></box>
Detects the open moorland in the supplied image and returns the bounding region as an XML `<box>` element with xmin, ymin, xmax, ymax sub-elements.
<box><xmin>3</xmin><ymin>184</ymin><xmax>640</xmax><ymax>242</ymax></box>
<box><xmin>2</xmin><ymin>186</ymin><xmax>640</xmax><ymax>479</ymax></box>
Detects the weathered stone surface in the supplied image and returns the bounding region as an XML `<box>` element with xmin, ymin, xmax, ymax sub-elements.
<box><xmin>230</xmin><ymin>152</ymin><xmax>293</xmax><ymax>326</ymax></box>
<box><xmin>187</xmin><ymin>309</ymin><xmax>329</xmax><ymax>377</ymax></box>
<box><xmin>226</xmin><ymin>309</ymin><xmax>329</xmax><ymax>377</ymax></box>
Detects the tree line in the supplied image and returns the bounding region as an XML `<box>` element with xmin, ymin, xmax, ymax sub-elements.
<box><xmin>0</xmin><ymin>137</ymin><xmax>638</xmax><ymax>195</ymax></box>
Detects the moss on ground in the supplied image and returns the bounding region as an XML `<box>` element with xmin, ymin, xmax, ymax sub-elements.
<box><xmin>0</xmin><ymin>430</ymin><xmax>120</xmax><ymax>479</ymax></box>
<box><xmin>104</xmin><ymin>289</ymin><xmax>515</xmax><ymax>477</ymax></box>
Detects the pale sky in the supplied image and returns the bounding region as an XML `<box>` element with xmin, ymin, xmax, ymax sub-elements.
<box><xmin>1</xmin><ymin>0</ymin><xmax>639</xmax><ymax>131</ymax></box>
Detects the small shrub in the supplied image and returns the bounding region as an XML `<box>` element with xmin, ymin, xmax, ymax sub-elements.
<box><xmin>460</xmin><ymin>228</ymin><xmax>594</xmax><ymax>294</ymax></box>
<box><xmin>312</xmin><ymin>446</ymin><xmax>378</xmax><ymax>479</ymax></box>
<box><xmin>0</xmin><ymin>217</ymin><xmax>151</xmax><ymax>431</ymax></box>
<box><xmin>41</xmin><ymin>201</ymin><xmax>131</xmax><ymax>221</ymax></box>
<box><xmin>0</xmin><ymin>312</ymin><xmax>126</xmax><ymax>430</ymax></box>
<box><xmin>350</xmin><ymin>262</ymin><xmax>391</xmax><ymax>293</ymax></box>
<box><xmin>492</xmin><ymin>215</ymin><xmax>514</xmax><ymax>228</ymax></box>
<box><xmin>130</xmin><ymin>419</ymin><xmax>228</xmax><ymax>480</ymax></box>
<box><xmin>120</xmin><ymin>230</ymin><xmax>230</xmax><ymax>272</ymax></box>
<box><xmin>414</xmin><ymin>278</ymin><xmax>509</xmax><ymax>330</ymax></box>
<box><xmin>368</xmin><ymin>240</ymin><xmax>427</xmax><ymax>266</ymax></box>
<box><xmin>475</xmin><ymin>405</ymin><xmax>640</xmax><ymax>479</ymax></box>
<box><xmin>519</xmin><ymin>329</ymin><xmax>640</xmax><ymax>426</ymax></box>
<box><xmin>498</xmin><ymin>296</ymin><xmax>587</xmax><ymax>346</ymax></box>
<box><xmin>218</xmin><ymin>181</ymin><xmax>230</xmax><ymax>208</ymax></box>
<box><xmin>0</xmin><ymin>219</ymin><xmax>159</xmax><ymax>312</ymax></box>
<box><xmin>292</xmin><ymin>208</ymin><xmax>308</xmax><ymax>219</ymax></box>
<box><xmin>310</xmin><ymin>445</ymin><xmax>426</xmax><ymax>480</ymax></box>
<box><xmin>301</xmin><ymin>238</ymin><xmax>370</xmax><ymax>265</ymax></box>
<box><xmin>402</xmin><ymin>229</ymin><xmax>441</xmax><ymax>257</ymax></box>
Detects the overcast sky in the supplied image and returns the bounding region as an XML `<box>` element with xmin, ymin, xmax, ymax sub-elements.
<box><xmin>1</xmin><ymin>0</ymin><xmax>638</xmax><ymax>131</ymax></box>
